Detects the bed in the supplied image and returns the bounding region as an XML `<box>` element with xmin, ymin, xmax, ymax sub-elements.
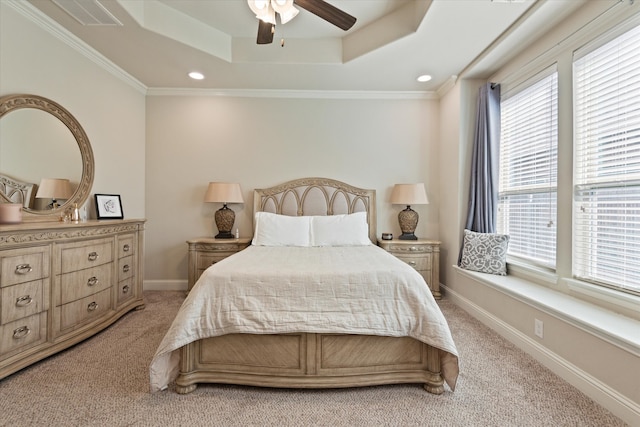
<box><xmin>149</xmin><ymin>177</ymin><xmax>459</xmax><ymax>394</ymax></box>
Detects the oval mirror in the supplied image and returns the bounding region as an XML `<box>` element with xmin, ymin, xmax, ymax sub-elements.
<box><xmin>0</xmin><ymin>94</ymin><xmax>94</xmax><ymax>220</ymax></box>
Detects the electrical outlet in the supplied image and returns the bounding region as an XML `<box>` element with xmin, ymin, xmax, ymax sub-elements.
<box><xmin>534</xmin><ymin>318</ymin><xmax>544</xmax><ymax>338</ymax></box>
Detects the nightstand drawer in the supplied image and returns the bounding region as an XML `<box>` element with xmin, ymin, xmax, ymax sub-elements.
<box><xmin>187</xmin><ymin>237</ymin><xmax>252</xmax><ymax>291</ymax></box>
<box><xmin>197</xmin><ymin>253</ymin><xmax>233</xmax><ymax>270</ymax></box>
<box><xmin>396</xmin><ymin>255</ymin><xmax>430</xmax><ymax>271</ymax></box>
<box><xmin>386</xmin><ymin>244</ymin><xmax>432</xmax><ymax>254</ymax></box>
<box><xmin>377</xmin><ymin>238</ymin><xmax>441</xmax><ymax>300</ymax></box>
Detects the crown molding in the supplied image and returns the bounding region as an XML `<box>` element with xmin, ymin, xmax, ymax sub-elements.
<box><xmin>145</xmin><ymin>87</ymin><xmax>438</xmax><ymax>100</ymax></box>
<box><xmin>7</xmin><ymin>0</ymin><xmax>147</xmax><ymax>94</ymax></box>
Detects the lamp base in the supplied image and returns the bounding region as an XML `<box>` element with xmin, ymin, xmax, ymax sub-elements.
<box><xmin>214</xmin><ymin>204</ymin><xmax>235</xmax><ymax>239</ymax></box>
<box><xmin>215</xmin><ymin>231</ymin><xmax>235</xmax><ymax>239</ymax></box>
<box><xmin>397</xmin><ymin>205</ymin><xmax>419</xmax><ymax>240</ymax></box>
<box><xmin>398</xmin><ymin>232</ymin><xmax>418</xmax><ymax>240</ymax></box>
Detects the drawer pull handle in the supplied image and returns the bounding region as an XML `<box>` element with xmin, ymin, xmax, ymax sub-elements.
<box><xmin>15</xmin><ymin>264</ymin><xmax>33</xmax><ymax>275</ymax></box>
<box><xmin>122</xmin><ymin>284</ymin><xmax>130</xmax><ymax>294</ymax></box>
<box><xmin>15</xmin><ymin>295</ymin><xmax>33</xmax><ymax>307</ymax></box>
<box><xmin>88</xmin><ymin>252</ymin><xmax>99</xmax><ymax>261</ymax></box>
<box><xmin>123</xmin><ymin>244</ymin><xmax>130</xmax><ymax>252</ymax></box>
<box><xmin>87</xmin><ymin>302</ymin><xmax>98</xmax><ymax>312</ymax></box>
<box><xmin>408</xmin><ymin>261</ymin><xmax>417</xmax><ymax>266</ymax></box>
<box><xmin>122</xmin><ymin>264</ymin><xmax>130</xmax><ymax>273</ymax></box>
<box><xmin>13</xmin><ymin>326</ymin><xmax>31</xmax><ymax>339</ymax></box>
<box><xmin>87</xmin><ymin>276</ymin><xmax>99</xmax><ymax>287</ymax></box>
<box><xmin>409</xmin><ymin>247</ymin><xmax>418</xmax><ymax>251</ymax></box>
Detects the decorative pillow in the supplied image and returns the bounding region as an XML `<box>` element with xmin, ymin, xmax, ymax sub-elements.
<box><xmin>310</xmin><ymin>212</ymin><xmax>371</xmax><ymax>246</ymax></box>
<box><xmin>459</xmin><ymin>229</ymin><xmax>509</xmax><ymax>275</ymax></box>
<box><xmin>252</xmin><ymin>212</ymin><xmax>311</xmax><ymax>246</ymax></box>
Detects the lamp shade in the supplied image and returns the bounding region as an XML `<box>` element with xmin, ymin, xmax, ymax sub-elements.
<box><xmin>35</xmin><ymin>178</ymin><xmax>72</xmax><ymax>199</ymax></box>
<box><xmin>204</xmin><ymin>182</ymin><xmax>244</xmax><ymax>204</ymax></box>
<box><xmin>390</xmin><ymin>183</ymin><xmax>429</xmax><ymax>205</ymax></box>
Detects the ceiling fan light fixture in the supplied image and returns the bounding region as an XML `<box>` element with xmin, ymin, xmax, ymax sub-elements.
<box><xmin>249</xmin><ymin>0</ymin><xmax>277</xmax><ymax>24</ymax></box>
<box><xmin>247</xmin><ymin>0</ymin><xmax>268</xmax><ymax>15</ymax></box>
<box><xmin>279</xmin><ymin>6</ymin><xmax>299</xmax><ymax>24</ymax></box>
<box><xmin>271</xmin><ymin>0</ymin><xmax>294</xmax><ymax>14</ymax></box>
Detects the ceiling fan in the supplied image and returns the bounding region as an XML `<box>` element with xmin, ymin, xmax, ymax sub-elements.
<box><xmin>247</xmin><ymin>0</ymin><xmax>357</xmax><ymax>45</ymax></box>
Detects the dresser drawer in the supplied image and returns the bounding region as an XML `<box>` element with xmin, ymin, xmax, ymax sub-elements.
<box><xmin>118</xmin><ymin>255</ymin><xmax>134</xmax><ymax>281</ymax></box>
<box><xmin>118</xmin><ymin>234</ymin><xmax>135</xmax><ymax>258</ymax></box>
<box><xmin>0</xmin><ymin>312</ymin><xmax>47</xmax><ymax>358</ymax></box>
<box><xmin>1</xmin><ymin>279</ymin><xmax>46</xmax><ymax>324</ymax></box>
<box><xmin>197</xmin><ymin>253</ymin><xmax>232</xmax><ymax>270</ymax></box>
<box><xmin>1</xmin><ymin>247</ymin><xmax>49</xmax><ymax>287</ymax></box>
<box><xmin>117</xmin><ymin>277</ymin><xmax>134</xmax><ymax>304</ymax></box>
<box><xmin>59</xmin><ymin>287</ymin><xmax>111</xmax><ymax>331</ymax></box>
<box><xmin>59</xmin><ymin>264</ymin><xmax>112</xmax><ymax>305</ymax></box>
<box><xmin>395</xmin><ymin>255</ymin><xmax>431</xmax><ymax>271</ymax></box>
<box><xmin>60</xmin><ymin>240</ymin><xmax>113</xmax><ymax>273</ymax></box>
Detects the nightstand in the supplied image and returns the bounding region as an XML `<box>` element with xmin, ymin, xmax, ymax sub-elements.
<box><xmin>377</xmin><ymin>238</ymin><xmax>441</xmax><ymax>299</ymax></box>
<box><xmin>186</xmin><ymin>237</ymin><xmax>251</xmax><ymax>291</ymax></box>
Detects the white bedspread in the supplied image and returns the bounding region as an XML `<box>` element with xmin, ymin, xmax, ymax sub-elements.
<box><xmin>149</xmin><ymin>245</ymin><xmax>459</xmax><ymax>392</ymax></box>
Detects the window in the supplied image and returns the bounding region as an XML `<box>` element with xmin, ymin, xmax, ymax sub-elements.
<box><xmin>498</xmin><ymin>69</ymin><xmax>558</xmax><ymax>268</ymax></box>
<box><xmin>574</xmin><ymin>23</ymin><xmax>640</xmax><ymax>295</ymax></box>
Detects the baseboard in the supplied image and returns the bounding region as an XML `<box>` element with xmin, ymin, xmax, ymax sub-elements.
<box><xmin>144</xmin><ymin>279</ymin><xmax>187</xmax><ymax>291</ymax></box>
<box><xmin>442</xmin><ymin>284</ymin><xmax>640</xmax><ymax>425</ymax></box>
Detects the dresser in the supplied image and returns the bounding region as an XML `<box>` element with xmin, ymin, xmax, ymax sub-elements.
<box><xmin>377</xmin><ymin>238</ymin><xmax>441</xmax><ymax>299</ymax></box>
<box><xmin>187</xmin><ymin>237</ymin><xmax>251</xmax><ymax>291</ymax></box>
<box><xmin>0</xmin><ymin>219</ymin><xmax>145</xmax><ymax>379</ymax></box>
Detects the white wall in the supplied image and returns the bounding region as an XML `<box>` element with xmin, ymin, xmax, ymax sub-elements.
<box><xmin>437</xmin><ymin>2</ymin><xmax>640</xmax><ymax>423</ymax></box>
<box><xmin>0</xmin><ymin>1</ymin><xmax>146</xmax><ymax>219</ymax></box>
<box><xmin>145</xmin><ymin>94</ymin><xmax>440</xmax><ymax>281</ymax></box>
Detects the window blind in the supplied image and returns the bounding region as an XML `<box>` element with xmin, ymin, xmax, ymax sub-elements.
<box><xmin>497</xmin><ymin>71</ymin><xmax>558</xmax><ymax>268</ymax></box>
<box><xmin>574</xmin><ymin>23</ymin><xmax>640</xmax><ymax>295</ymax></box>
<box><xmin>498</xmin><ymin>70</ymin><xmax>558</xmax><ymax>268</ymax></box>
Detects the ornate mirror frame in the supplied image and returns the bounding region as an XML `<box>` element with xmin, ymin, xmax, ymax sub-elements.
<box><xmin>0</xmin><ymin>94</ymin><xmax>94</xmax><ymax>220</ymax></box>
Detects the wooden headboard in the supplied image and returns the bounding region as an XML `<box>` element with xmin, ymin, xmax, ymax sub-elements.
<box><xmin>253</xmin><ymin>177</ymin><xmax>377</xmax><ymax>243</ymax></box>
<box><xmin>0</xmin><ymin>174</ymin><xmax>37</xmax><ymax>208</ymax></box>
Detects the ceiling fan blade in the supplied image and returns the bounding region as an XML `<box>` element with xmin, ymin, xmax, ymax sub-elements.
<box><xmin>257</xmin><ymin>19</ymin><xmax>275</xmax><ymax>44</ymax></box>
<box><xmin>293</xmin><ymin>0</ymin><xmax>356</xmax><ymax>31</ymax></box>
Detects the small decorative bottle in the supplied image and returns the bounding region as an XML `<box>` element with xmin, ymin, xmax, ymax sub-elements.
<box><xmin>71</xmin><ymin>203</ymin><xmax>80</xmax><ymax>222</ymax></box>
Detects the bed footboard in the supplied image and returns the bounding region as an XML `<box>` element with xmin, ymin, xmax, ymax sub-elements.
<box><xmin>175</xmin><ymin>333</ymin><xmax>444</xmax><ymax>395</ymax></box>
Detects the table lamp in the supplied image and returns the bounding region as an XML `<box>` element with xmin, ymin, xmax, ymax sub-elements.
<box><xmin>204</xmin><ymin>182</ymin><xmax>244</xmax><ymax>238</ymax></box>
<box><xmin>35</xmin><ymin>178</ymin><xmax>72</xmax><ymax>209</ymax></box>
<box><xmin>390</xmin><ymin>183</ymin><xmax>429</xmax><ymax>240</ymax></box>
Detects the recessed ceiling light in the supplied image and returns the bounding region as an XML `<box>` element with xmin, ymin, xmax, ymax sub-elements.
<box><xmin>188</xmin><ymin>71</ymin><xmax>205</xmax><ymax>80</ymax></box>
<box><xmin>417</xmin><ymin>74</ymin><xmax>432</xmax><ymax>83</ymax></box>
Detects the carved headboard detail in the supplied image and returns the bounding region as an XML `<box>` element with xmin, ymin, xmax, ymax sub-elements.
<box><xmin>253</xmin><ymin>177</ymin><xmax>377</xmax><ymax>243</ymax></box>
<box><xmin>0</xmin><ymin>174</ymin><xmax>36</xmax><ymax>208</ymax></box>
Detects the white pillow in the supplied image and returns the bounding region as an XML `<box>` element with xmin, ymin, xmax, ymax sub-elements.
<box><xmin>310</xmin><ymin>212</ymin><xmax>371</xmax><ymax>246</ymax></box>
<box><xmin>252</xmin><ymin>212</ymin><xmax>311</xmax><ymax>246</ymax></box>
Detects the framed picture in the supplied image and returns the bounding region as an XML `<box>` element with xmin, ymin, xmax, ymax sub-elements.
<box><xmin>94</xmin><ymin>194</ymin><xmax>124</xmax><ymax>219</ymax></box>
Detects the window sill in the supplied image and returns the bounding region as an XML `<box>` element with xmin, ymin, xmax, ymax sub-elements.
<box><xmin>452</xmin><ymin>265</ymin><xmax>640</xmax><ymax>357</ymax></box>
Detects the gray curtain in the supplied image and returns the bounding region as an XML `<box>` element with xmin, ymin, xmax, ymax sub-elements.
<box><xmin>465</xmin><ymin>82</ymin><xmax>501</xmax><ymax>232</ymax></box>
<box><xmin>458</xmin><ymin>83</ymin><xmax>501</xmax><ymax>263</ymax></box>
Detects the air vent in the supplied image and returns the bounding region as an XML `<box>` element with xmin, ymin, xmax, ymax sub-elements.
<box><xmin>52</xmin><ymin>0</ymin><xmax>122</xmax><ymax>26</ymax></box>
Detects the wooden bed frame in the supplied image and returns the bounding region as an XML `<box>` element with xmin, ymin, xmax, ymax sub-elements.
<box><xmin>175</xmin><ymin>178</ymin><xmax>445</xmax><ymax>395</ymax></box>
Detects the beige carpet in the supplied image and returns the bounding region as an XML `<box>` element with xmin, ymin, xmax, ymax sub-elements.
<box><xmin>0</xmin><ymin>291</ymin><xmax>626</xmax><ymax>426</ymax></box>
